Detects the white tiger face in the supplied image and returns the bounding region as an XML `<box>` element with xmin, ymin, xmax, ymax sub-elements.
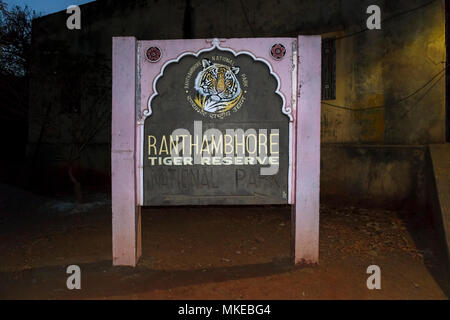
<box><xmin>194</xmin><ymin>59</ymin><xmax>242</xmax><ymax>113</ymax></box>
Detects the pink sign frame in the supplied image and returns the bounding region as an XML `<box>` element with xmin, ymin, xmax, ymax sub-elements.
<box><xmin>112</xmin><ymin>36</ymin><xmax>321</xmax><ymax>266</ymax></box>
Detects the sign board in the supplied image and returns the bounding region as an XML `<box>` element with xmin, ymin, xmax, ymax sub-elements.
<box><xmin>112</xmin><ymin>37</ymin><xmax>321</xmax><ymax>267</ymax></box>
<box><xmin>142</xmin><ymin>40</ymin><xmax>290</xmax><ymax>206</ymax></box>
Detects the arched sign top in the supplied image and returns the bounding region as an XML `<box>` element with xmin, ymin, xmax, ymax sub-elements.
<box><xmin>140</xmin><ymin>38</ymin><xmax>292</xmax><ymax>123</ymax></box>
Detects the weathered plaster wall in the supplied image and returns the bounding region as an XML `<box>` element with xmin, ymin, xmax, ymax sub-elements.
<box><xmin>319</xmin><ymin>0</ymin><xmax>446</xmax><ymax>144</ymax></box>
<box><xmin>383</xmin><ymin>0</ymin><xmax>446</xmax><ymax>144</ymax></box>
<box><xmin>321</xmin><ymin>145</ymin><xmax>427</xmax><ymax>210</ymax></box>
<box><xmin>28</xmin><ymin>0</ymin><xmax>446</xmax><ymax>208</ymax></box>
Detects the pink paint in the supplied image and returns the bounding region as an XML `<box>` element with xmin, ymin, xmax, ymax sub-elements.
<box><xmin>136</xmin><ymin>38</ymin><xmax>296</xmax><ymax>205</ymax></box>
<box><xmin>291</xmin><ymin>36</ymin><xmax>322</xmax><ymax>265</ymax></box>
<box><xmin>112</xmin><ymin>36</ymin><xmax>321</xmax><ymax>267</ymax></box>
<box><xmin>112</xmin><ymin>37</ymin><xmax>140</xmax><ymax>266</ymax></box>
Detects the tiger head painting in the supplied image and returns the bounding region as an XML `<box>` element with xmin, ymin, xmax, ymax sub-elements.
<box><xmin>194</xmin><ymin>59</ymin><xmax>243</xmax><ymax>114</ymax></box>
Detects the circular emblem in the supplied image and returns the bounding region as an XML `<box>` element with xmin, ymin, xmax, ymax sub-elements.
<box><xmin>270</xmin><ymin>44</ymin><xmax>286</xmax><ymax>60</ymax></box>
<box><xmin>185</xmin><ymin>56</ymin><xmax>248</xmax><ymax>119</ymax></box>
<box><xmin>146</xmin><ymin>46</ymin><xmax>162</xmax><ymax>62</ymax></box>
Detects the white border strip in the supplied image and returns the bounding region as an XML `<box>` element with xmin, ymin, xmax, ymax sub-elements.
<box><xmin>289</xmin><ymin>39</ymin><xmax>298</xmax><ymax>204</ymax></box>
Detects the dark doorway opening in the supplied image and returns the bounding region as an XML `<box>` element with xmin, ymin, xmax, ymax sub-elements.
<box><xmin>446</xmin><ymin>0</ymin><xmax>450</xmax><ymax>142</ymax></box>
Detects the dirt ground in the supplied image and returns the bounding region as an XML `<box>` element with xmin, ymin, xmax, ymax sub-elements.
<box><xmin>0</xmin><ymin>187</ymin><xmax>448</xmax><ymax>300</ymax></box>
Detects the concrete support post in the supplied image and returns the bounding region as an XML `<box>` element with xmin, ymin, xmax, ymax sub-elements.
<box><xmin>112</xmin><ymin>37</ymin><xmax>141</xmax><ymax>266</ymax></box>
<box><xmin>291</xmin><ymin>36</ymin><xmax>322</xmax><ymax>265</ymax></box>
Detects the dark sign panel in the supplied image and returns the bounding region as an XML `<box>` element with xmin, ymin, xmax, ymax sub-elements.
<box><xmin>143</xmin><ymin>49</ymin><xmax>289</xmax><ymax>206</ymax></box>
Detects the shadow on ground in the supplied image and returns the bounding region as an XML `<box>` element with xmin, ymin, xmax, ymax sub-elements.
<box><xmin>0</xmin><ymin>186</ymin><xmax>448</xmax><ymax>299</ymax></box>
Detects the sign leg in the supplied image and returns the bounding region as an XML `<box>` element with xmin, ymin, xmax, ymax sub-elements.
<box><xmin>112</xmin><ymin>37</ymin><xmax>140</xmax><ymax>266</ymax></box>
<box><xmin>291</xmin><ymin>36</ymin><xmax>322</xmax><ymax>266</ymax></box>
<box><xmin>137</xmin><ymin>206</ymin><xmax>142</xmax><ymax>260</ymax></box>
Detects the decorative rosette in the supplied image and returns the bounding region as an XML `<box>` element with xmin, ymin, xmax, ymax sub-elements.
<box><xmin>270</xmin><ymin>43</ymin><xmax>286</xmax><ymax>60</ymax></box>
<box><xmin>146</xmin><ymin>46</ymin><xmax>162</xmax><ymax>62</ymax></box>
